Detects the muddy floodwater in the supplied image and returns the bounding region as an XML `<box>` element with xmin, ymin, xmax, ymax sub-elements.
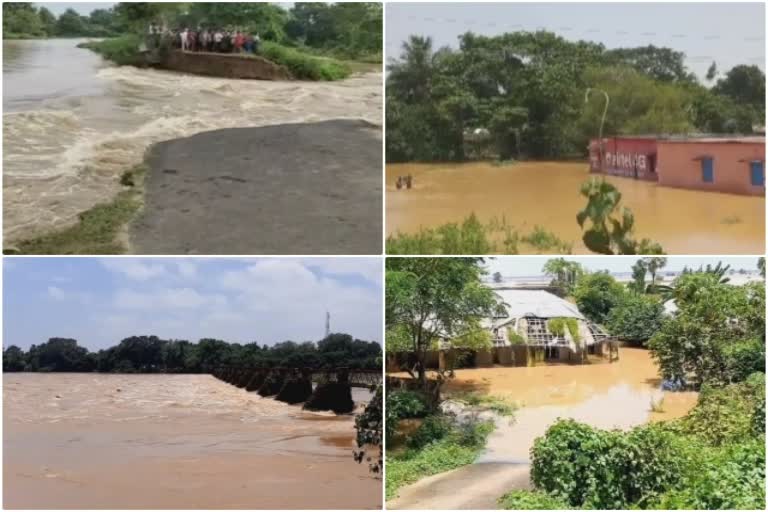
<box><xmin>3</xmin><ymin>39</ymin><xmax>381</xmax><ymax>245</ymax></box>
<box><xmin>386</xmin><ymin>162</ymin><xmax>765</xmax><ymax>254</ymax></box>
<box><xmin>388</xmin><ymin>348</ymin><xmax>698</xmax><ymax>509</ymax></box>
<box><xmin>3</xmin><ymin>374</ymin><xmax>380</xmax><ymax>509</ymax></box>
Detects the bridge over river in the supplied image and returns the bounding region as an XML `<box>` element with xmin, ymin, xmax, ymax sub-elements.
<box><xmin>212</xmin><ymin>366</ymin><xmax>382</xmax><ymax>414</ymax></box>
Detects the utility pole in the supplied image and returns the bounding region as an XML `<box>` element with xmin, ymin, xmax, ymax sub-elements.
<box><xmin>325</xmin><ymin>311</ymin><xmax>330</xmax><ymax>338</ymax></box>
<box><xmin>585</xmin><ymin>87</ymin><xmax>610</xmax><ymax>167</ymax></box>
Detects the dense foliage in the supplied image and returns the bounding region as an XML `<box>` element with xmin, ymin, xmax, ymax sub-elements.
<box><xmin>542</xmin><ymin>258</ymin><xmax>585</xmax><ymax>297</ymax></box>
<box><xmin>385</xmin><ymin>257</ymin><xmax>500</xmax><ymax>381</ymax></box>
<box><xmin>353</xmin><ymin>385</ymin><xmax>383</xmax><ymax>474</ymax></box>
<box><xmin>386</xmin><ymin>389</ymin><xmax>430</xmax><ymax>440</ymax></box>
<box><xmin>3</xmin><ymin>3</ymin><xmax>124</xmax><ymax>38</ymax></box>
<box><xmin>2</xmin><ymin>333</ymin><xmax>381</xmax><ymax>373</ymax></box>
<box><xmin>386</xmin><ymin>31</ymin><xmax>764</xmax><ymax>162</ymax></box>
<box><xmin>529</xmin><ymin>374</ymin><xmax>766</xmax><ymax>510</ymax></box>
<box><xmin>605</xmin><ymin>292</ymin><xmax>665</xmax><ymax>345</ymax></box>
<box><xmin>648</xmin><ymin>274</ymin><xmax>765</xmax><ymax>387</ymax></box>
<box><xmin>572</xmin><ymin>271</ymin><xmax>627</xmax><ymax>324</ymax></box>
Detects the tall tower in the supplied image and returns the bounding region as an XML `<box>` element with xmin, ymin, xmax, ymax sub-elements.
<box><xmin>325</xmin><ymin>311</ymin><xmax>330</xmax><ymax>338</ymax></box>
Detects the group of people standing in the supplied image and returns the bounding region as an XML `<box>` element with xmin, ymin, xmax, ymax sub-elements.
<box><xmin>148</xmin><ymin>23</ymin><xmax>261</xmax><ymax>54</ymax></box>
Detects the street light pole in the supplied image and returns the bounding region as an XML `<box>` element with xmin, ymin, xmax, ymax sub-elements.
<box><xmin>585</xmin><ymin>87</ymin><xmax>610</xmax><ymax>168</ymax></box>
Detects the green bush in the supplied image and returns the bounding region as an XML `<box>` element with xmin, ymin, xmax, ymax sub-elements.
<box><xmin>386</xmin><ymin>389</ymin><xmax>428</xmax><ymax>439</ymax></box>
<box><xmin>573</xmin><ymin>271</ymin><xmax>627</xmax><ymax>324</ymax></box>
<box><xmin>259</xmin><ymin>41</ymin><xmax>350</xmax><ymax>80</ymax></box>
<box><xmin>605</xmin><ymin>293</ymin><xmax>665</xmax><ymax>345</ymax></box>
<box><xmin>498</xmin><ymin>490</ymin><xmax>573</xmax><ymax>510</ymax></box>
<box><xmin>530</xmin><ymin>419</ymin><xmax>690</xmax><ymax>509</ymax></box>
<box><xmin>407</xmin><ymin>415</ymin><xmax>452</xmax><ymax>449</ymax></box>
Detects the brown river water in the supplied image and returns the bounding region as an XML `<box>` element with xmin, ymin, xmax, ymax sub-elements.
<box><xmin>3</xmin><ymin>39</ymin><xmax>382</xmax><ymax>245</ymax></box>
<box><xmin>387</xmin><ymin>348</ymin><xmax>698</xmax><ymax>509</ymax></box>
<box><xmin>386</xmin><ymin>162</ymin><xmax>765</xmax><ymax>254</ymax></box>
<box><xmin>3</xmin><ymin>373</ymin><xmax>380</xmax><ymax>509</ymax></box>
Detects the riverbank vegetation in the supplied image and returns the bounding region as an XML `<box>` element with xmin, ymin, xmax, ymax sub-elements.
<box><xmin>385</xmin><ymin>388</ymin><xmax>495</xmax><ymax>500</ymax></box>
<box><xmin>387</xmin><ymin>31</ymin><xmax>764</xmax><ymax>162</ymax></box>
<box><xmin>2</xmin><ymin>333</ymin><xmax>381</xmax><ymax>373</ymax></box>
<box><xmin>5</xmin><ymin>165</ymin><xmax>147</xmax><ymax>255</ymax></box>
<box><xmin>3</xmin><ymin>3</ymin><xmax>123</xmax><ymax>38</ymax></box>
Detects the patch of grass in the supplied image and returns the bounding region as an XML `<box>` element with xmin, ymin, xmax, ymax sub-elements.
<box><xmin>386</xmin><ymin>416</ymin><xmax>494</xmax><ymax>500</ymax></box>
<box><xmin>78</xmin><ymin>35</ymin><xmax>145</xmax><ymax>66</ymax></box>
<box><xmin>521</xmin><ymin>225</ymin><xmax>573</xmax><ymax>253</ymax></box>
<box><xmin>386</xmin><ymin>213</ymin><xmax>571</xmax><ymax>255</ymax></box>
<box><xmin>499</xmin><ymin>489</ymin><xmax>573</xmax><ymax>510</ymax></box>
<box><xmin>259</xmin><ymin>41</ymin><xmax>350</xmax><ymax>80</ymax></box>
<box><xmin>6</xmin><ymin>165</ymin><xmax>147</xmax><ymax>255</ymax></box>
<box><xmin>453</xmin><ymin>392</ymin><xmax>517</xmax><ymax>417</ymax></box>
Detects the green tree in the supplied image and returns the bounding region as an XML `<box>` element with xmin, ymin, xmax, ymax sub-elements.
<box><xmin>606</xmin><ymin>293</ymin><xmax>665</xmax><ymax>345</ymax></box>
<box><xmin>714</xmin><ymin>65</ymin><xmax>766</xmax><ymax>116</ymax></box>
<box><xmin>3</xmin><ymin>345</ymin><xmax>27</xmax><ymax>371</ymax></box>
<box><xmin>55</xmin><ymin>8</ymin><xmax>86</xmax><ymax>36</ymax></box>
<box><xmin>3</xmin><ymin>3</ymin><xmax>45</xmax><ymax>37</ymax></box>
<box><xmin>542</xmin><ymin>258</ymin><xmax>585</xmax><ymax>297</ymax></box>
<box><xmin>573</xmin><ymin>271</ymin><xmax>626</xmax><ymax>324</ymax></box>
<box><xmin>386</xmin><ymin>257</ymin><xmax>500</xmax><ymax>382</ymax></box>
<box><xmin>37</xmin><ymin>6</ymin><xmax>57</xmax><ymax>36</ymax></box>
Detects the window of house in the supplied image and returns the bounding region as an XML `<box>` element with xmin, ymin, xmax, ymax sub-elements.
<box><xmin>701</xmin><ymin>157</ymin><xmax>714</xmax><ymax>183</ymax></box>
<box><xmin>750</xmin><ymin>160</ymin><xmax>764</xmax><ymax>187</ymax></box>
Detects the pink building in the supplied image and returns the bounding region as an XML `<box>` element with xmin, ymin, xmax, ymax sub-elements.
<box><xmin>589</xmin><ymin>136</ymin><xmax>765</xmax><ymax>196</ymax></box>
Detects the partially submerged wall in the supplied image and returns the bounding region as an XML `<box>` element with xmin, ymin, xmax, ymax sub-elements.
<box><xmin>159</xmin><ymin>50</ymin><xmax>292</xmax><ymax>81</ymax></box>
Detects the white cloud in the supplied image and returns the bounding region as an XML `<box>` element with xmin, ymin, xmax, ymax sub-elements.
<box><xmin>300</xmin><ymin>257</ymin><xmax>382</xmax><ymax>286</ymax></box>
<box><xmin>114</xmin><ymin>287</ymin><xmax>228</xmax><ymax>310</ymax></box>
<box><xmin>101</xmin><ymin>259</ymin><xmax>167</xmax><ymax>281</ymax></box>
<box><xmin>47</xmin><ymin>286</ymin><xmax>66</xmax><ymax>300</ymax></box>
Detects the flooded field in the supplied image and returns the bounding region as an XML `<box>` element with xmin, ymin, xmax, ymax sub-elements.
<box><xmin>3</xmin><ymin>373</ymin><xmax>380</xmax><ymax>509</ymax></box>
<box><xmin>386</xmin><ymin>162</ymin><xmax>765</xmax><ymax>254</ymax></box>
<box><xmin>387</xmin><ymin>348</ymin><xmax>698</xmax><ymax>509</ymax></box>
<box><xmin>3</xmin><ymin>39</ymin><xmax>381</xmax><ymax>245</ymax></box>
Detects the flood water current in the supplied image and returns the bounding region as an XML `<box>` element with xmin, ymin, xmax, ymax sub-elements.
<box><xmin>3</xmin><ymin>373</ymin><xmax>380</xmax><ymax>509</ymax></box>
<box><xmin>3</xmin><ymin>39</ymin><xmax>382</xmax><ymax>245</ymax></box>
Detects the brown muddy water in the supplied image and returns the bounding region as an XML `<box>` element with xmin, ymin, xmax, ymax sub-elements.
<box><xmin>3</xmin><ymin>39</ymin><xmax>382</xmax><ymax>245</ymax></box>
<box><xmin>3</xmin><ymin>374</ymin><xmax>380</xmax><ymax>509</ymax></box>
<box><xmin>387</xmin><ymin>348</ymin><xmax>698</xmax><ymax>509</ymax></box>
<box><xmin>386</xmin><ymin>161</ymin><xmax>765</xmax><ymax>254</ymax></box>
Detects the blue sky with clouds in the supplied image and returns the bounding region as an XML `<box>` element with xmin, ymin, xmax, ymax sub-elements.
<box><xmin>387</xmin><ymin>2</ymin><xmax>765</xmax><ymax>81</ymax></box>
<box><xmin>3</xmin><ymin>257</ymin><xmax>382</xmax><ymax>350</ymax></box>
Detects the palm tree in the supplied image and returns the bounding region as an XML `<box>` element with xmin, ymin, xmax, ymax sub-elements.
<box><xmin>542</xmin><ymin>258</ymin><xmax>585</xmax><ymax>296</ymax></box>
<box><xmin>387</xmin><ymin>35</ymin><xmax>435</xmax><ymax>104</ymax></box>
<box><xmin>643</xmin><ymin>257</ymin><xmax>668</xmax><ymax>292</ymax></box>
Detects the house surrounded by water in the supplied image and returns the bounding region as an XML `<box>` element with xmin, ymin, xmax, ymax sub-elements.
<box><xmin>589</xmin><ymin>135</ymin><xmax>765</xmax><ymax>196</ymax></box>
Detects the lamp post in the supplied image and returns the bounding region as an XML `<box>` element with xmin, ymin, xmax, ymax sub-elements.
<box><xmin>585</xmin><ymin>87</ymin><xmax>610</xmax><ymax>167</ymax></box>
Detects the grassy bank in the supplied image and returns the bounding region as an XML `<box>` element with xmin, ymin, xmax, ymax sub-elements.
<box><xmin>77</xmin><ymin>34</ymin><xmax>145</xmax><ymax>66</ymax></box>
<box><xmin>386</xmin><ymin>213</ymin><xmax>572</xmax><ymax>255</ymax></box>
<box><xmin>386</xmin><ymin>416</ymin><xmax>494</xmax><ymax>501</ymax></box>
<box><xmin>259</xmin><ymin>41</ymin><xmax>350</xmax><ymax>80</ymax></box>
<box><xmin>5</xmin><ymin>166</ymin><xmax>146</xmax><ymax>255</ymax></box>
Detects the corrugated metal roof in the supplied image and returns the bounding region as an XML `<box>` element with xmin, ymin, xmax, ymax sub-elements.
<box><xmin>492</xmin><ymin>289</ymin><xmax>585</xmax><ymax>320</ymax></box>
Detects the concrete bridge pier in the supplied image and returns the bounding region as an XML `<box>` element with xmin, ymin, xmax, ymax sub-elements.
<box><xmin>235</xmin><ymin>368</ymin><xmax>253</xmax><ymax>388</ymax></box>
<box><xmin>276</xmin><ymin>368</ymin><xmax>313</xmax><ymax>404</ymax></box>
<box><xmin>303</xmin><ymin>368</ymin><xmax>355</xmax><ymax>414</ymax></box>
<box><xmin>258</xmin><ymin>368</ymin><xmax>288</xmax><ymax>397</ymax></box>
<box><xmin>245</xmin><ymin>369</ymin><xmax>268</xmax><ymax>392</ymax></box>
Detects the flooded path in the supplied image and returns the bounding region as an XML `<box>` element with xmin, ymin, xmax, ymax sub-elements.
<box><xmin>386</xmin><ymin>162</ymin><xmax>765</xmax><ymax>254</ymax></box>
<box><xmin>3</xmin><ymin>39</ymin><xmax>381</xmax><ymax>245</ymax></box>
<box><xmin>387</xmin><ymin>348</ymin><xmax>697</xmax><ymax>509</ymax></box>
<box><xmin>4</xmin><ymin>374</ymin><xmax>380</xmax><ymax>509</ymax></box>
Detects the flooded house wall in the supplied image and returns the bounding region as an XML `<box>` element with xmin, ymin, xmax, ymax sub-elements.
<box><xmin>589</xmin><ymin>137</ymin><xmax>658</xmax><ymax>180</ymax></box>
<box><xmin>656</xmin><ymin>141</ymin><xmax>766</xmax><ymax>196</ymax></box>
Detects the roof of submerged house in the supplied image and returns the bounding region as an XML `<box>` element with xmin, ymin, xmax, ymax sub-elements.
<box><xmin>492</xmin><ymin>289</ymin><xmax>585</xmax><ymax>321</ymax></box>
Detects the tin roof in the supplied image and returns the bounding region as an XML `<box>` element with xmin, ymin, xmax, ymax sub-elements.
<box><xmin>492</xmin><ymin>289</ymin><xmax>584</xmax><ymax>320</ymax></box>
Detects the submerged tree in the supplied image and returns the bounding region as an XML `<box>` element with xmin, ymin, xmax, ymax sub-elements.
<box><xmin>542</xmin><ymin>258</ymin><xmax>585</xmax><ymax>297</ymax></box>
<box><xmin>353</xmin><ymin>385</ymin><xmax>382</xmax><ymax>474</ymax></box>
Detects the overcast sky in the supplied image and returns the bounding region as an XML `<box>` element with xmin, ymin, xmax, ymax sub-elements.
<box><xmin>387</xmin><ymin>2</ymin><xmax>765</xmax><ymax>81</ymax></box>
<box><xmin>485</xmin><ymin>256</ymin><xmax>763</xmax><ymax>278</ymax></box>
<box><xmin>4</xmin><ymin>257</ymin><xmax>382</xmax><ymax>350</ymax></box>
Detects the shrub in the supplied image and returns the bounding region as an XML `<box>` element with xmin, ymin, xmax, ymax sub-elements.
<box><xmin>79</xmin><ymin>35</ymin><xmax>145</xmax><ymax>66</ymax></box>
<box><xmin>573</xmin><ymin>271</ymin><xmax>626</xmax><ymax>324</ymax></box>
<box><xmin>530</xmin><ymin>419</ymin><xmax>690</xmax><ymax>509</ymax></box>
<box><xmin>407</xmin><ymin>415</ymin><xmax>452</xmax><ymax>449</ymax></box>
<box><xmin>498</xmin><ymin>490</ymin><xmax>572</xmax><ymax>510</ymax></box>
<box><xmin>386</xmin><ymin>389</ymin><xmax>428</xmax><ymax>439</ymax></box>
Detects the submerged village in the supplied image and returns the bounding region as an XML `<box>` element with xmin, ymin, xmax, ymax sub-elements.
<box><xmin>385</xmin><ymin>257</ymin><xmax>765</xmax><ymax>510</ymax></box>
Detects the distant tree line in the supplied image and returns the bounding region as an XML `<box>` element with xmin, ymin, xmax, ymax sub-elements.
<box><xmin>2</xmin><ymin>333</ymin><xmax>381</xmax><ymax>373</ymax></box>
<box><xmin>387</xmin><ymin>31</ymin><xmax>765</xmax><ymax>162</ymax></box>
<box><xmin>3</xmin><ymin>2</ymin><xmax>383</xmax><ymax>59</ymax></box>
